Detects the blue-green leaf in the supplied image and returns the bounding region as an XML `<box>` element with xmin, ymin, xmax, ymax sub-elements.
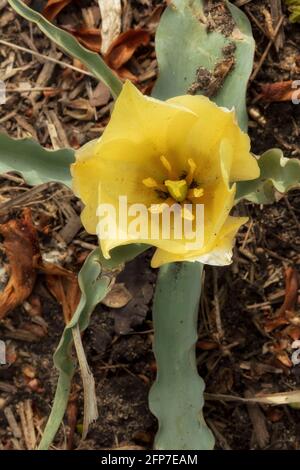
<box><xmin>38</xmin><ymin>244</ymin><xmax>148</xmax><ymax>450</ymax></box>
<box><xmin>149</xmin><ymin>262</ymin><xmax>214</xmax><ymax>450</ymax></box>
<box><xmin>153</xmin><ymin>0</ymin><xmax>254</xmax><ymax>131</ymax></box>
<box><xmin>236</xmin><ymin>148</ymin><xmax>300</xmax><ymax>204</ymax></box>
<box><xmin>0</xmin><ymin>133</ymin><xmax>74</xmax><ymax>187</ymax></box>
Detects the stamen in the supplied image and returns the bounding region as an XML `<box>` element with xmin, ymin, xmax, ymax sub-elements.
<box><xmin>142</xmin><ymin>177</ymin><xmax>166</xmax><ymax>193</ymax></box>
<box><xmin>187</xmin><ymin>187</ymin><xmax>204</xmax><ymax>200</ymax></box>
<box><xmin>186</xmin><ymin>158</ymin><xmax>197</xmax><ymax>186</ymax></box>
<box><xmin>160</xmin><ymin>155</ymin><xmax>176</xmax><ymax>179</ymax></box>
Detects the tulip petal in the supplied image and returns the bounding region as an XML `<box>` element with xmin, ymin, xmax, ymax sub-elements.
<box><xmin>167</xmin><ymin>94</ymin><xmax>259</xmax><ymax>182</ymax></box>
<box><xmin>151</xmin><ymin>216</ymin><xmax>247</xmax><ymax>268</ymax></box>
<box><xmin>101</xmin><ymin>80</ymin><xmax>198</xmax><ymax>159</ymax></box>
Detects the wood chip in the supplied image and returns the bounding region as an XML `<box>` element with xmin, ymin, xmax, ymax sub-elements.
<box><xmin>99</xmin><ymin>0</ymin><xmax>122</xmax><ymax>54</ymax></box>
<box><xmin>245</xmin><ymin>390</ymin><xmax>270</xmax><ymax>449</ymax></box>
<box><xmin>4</xmin><ymin>406</ymin><xmax>22</xmax><ymax>439</ymax></box>
<box><xmin>18</xmin><ymin>400</ymin><xmax>37</xmax><ymax>450</ymax></box>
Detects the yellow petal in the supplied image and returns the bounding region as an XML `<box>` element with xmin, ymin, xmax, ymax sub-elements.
<box><xmin>167</xmin><ymin>94</ymin><xmax>260</xmax><ymax>182</ymax></box>
<box><xmin>72</xmin><ymin>139</ymin><xmax>162</xmax><ymax>234</ymax></box>
<box><xmin>151</xmin><ymin>216</ymin><xmax>247</xmax><ymax>267</ymax></box>
<box><xmin>198</xmin><ymin>138</ymin><xmax>236</xmax><ymax>249</ymax></box>
<box><xmin>71</xmin><ymin>139</ymin><xmax>101</xmax><ymax>234</ymax></box>
<box><xmin>101</xmin><ymin>81</ymin><xmax>198</xmax><ymax>160</ymax></box>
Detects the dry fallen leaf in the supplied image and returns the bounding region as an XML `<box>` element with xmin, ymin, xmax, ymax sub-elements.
<box><xmin>42</xmin><ymin>0</ymin><xmax>72</xmax><ymax>22</ymax></box>
<box><xmin>90</xmin><ymin>81</ymin><xmax>111</xmax><ymax>107</ymax></box>
<box><xmin>260</xmin><ymin>81</ymin><xmax>299</xmax><ymax>102</ymax></box>
<box><xmin>63</xmin><ymin>98</ymin><xmax>95</xmax><ymax>121</ymax></box>
<box><xmin>105</xmin><ymin>29</ymin><xmax>151</xmax><ymax>71</ymax></box>
<box><xmin>276</xmin><ymin>351</ymin><xmax>293</xmax><ymax>368</ymax></box>
<box><xmin>0</xmin><ymin>209</ymin><xmax>40</xmax><ymax>319</ymax></box>
<box><xmin>264</xmin><ymin>267</ymin><xmax>299</xmax><ymax>332</ymax></box>
<box><xmin>110</xmin><ymin>256</ymin><xmax>155</xmax><ymax>335</ymax></box>
<box><xmin>277</xmin><ymin>267</ymin><xmax>299</xmax><ymax>316</ymax></box>
<box><xmin>264</xmin><ymin>316</ymin><xmax>290</xmax><ymax>333</ymax></box>
<box><xmin>62</xmin><ymin>26</ymin><xmax>102</xmax><ymax>53</ymax></box>
<box><xmin>46</xmin><ymin>269</ymin><xmax>80</xmax><ymax>324</ymax></box>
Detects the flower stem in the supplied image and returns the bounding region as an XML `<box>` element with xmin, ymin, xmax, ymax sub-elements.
<box><xmin>149</xmin><ymin>261</ymin><xmax>215</xmax><ymax>450</ymax></box>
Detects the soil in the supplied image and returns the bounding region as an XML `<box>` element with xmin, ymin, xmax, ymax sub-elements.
<box><xmin>0</xmin><ymin>0</ymin><xmax>300</xmax><ymax>450</ymax></box>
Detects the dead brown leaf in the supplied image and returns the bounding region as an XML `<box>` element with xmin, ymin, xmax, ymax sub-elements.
<box><xmin>46</xmin><ymin>270</ymin><xmax>80</xmax><ymax>324</ymax></box>
<box><xmin>197</xmin><ymin>340</ymin><xmax>219</xmax><ymax>350</ymax></box>
<box><xmin>0</xmin><ymin>209</ymin><xmax>40</xmax><ymax>319</ymax></box>
<box><xmin>275</xmin><ymin>351</ymin><xmax>293</xmax><ymax>368</ymax></box>
<box><xmin>277</xmin><ymin>267</ymin><xmax>299</xmax><ymax>316</ymax></box>
<box><xmin>89</xmin><ymin>82</ymin><xmax>111</xmax><ymax>107</ymax></box>
<box><xmin>105</xmin><ymin>29</ymin><xmax>151</xmax><ymax>70</ymax></box>
<box><xmin>264</xmin><ymin>316</ymin><xmax>290</xmax><ymax>333</ymax></box>
<box><xmin>260</xmin><ymin>81</ymin><xmax>299</xmax><ymax>102</ymax></box>
<box><xmin>42</xmin><ymin>0</ymin><xmax>72</xmax><ymax>22</ymax></box>
<box><xmin>264</xmin><ymin>267</ymin><xmax>299</xmax><ymax>332</ymax></box>
<box><xmin>110</xmin><ymin>256</ymin><xmax>155</xmax><ymax>335</ymax></box>
<box><xmin>62</xmin><ymin>26</ymin><xmax>102</xmax><ymax>53</ymax></box>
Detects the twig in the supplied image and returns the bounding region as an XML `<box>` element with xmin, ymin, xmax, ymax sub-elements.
<box><xmin>250</xmin><ymin>16</ymin><xmax>285</xmax><ymax>81</ymax></box>
<box><xmin>284</xmin><ymin>196</ymin><xmax>300</xmax><ymax>231</ymax></box>
<box><xmin>213</xmin><ymin>269</ymin><xmax>224</xmax><ymax>341</ymax></box>
<box><xmin>0</xmin><ymin>183</ymin><xmax>53</xmax><ymax>213</ymax></box>
<box><xmin>270</xmin><ymin>0</ymin><xmax>284</xmax><ymax>50</ymax></box>
<box><xmin>4</xmin><ymin>406</ymin><xmax>22</xmax><ymax>439</ymax></box>
<box><xmin>18</xmin><ymin>400</ymin><xmax>37</xmax><ymax>450</ymax></box>
<box><xmin>72</xmin><ymin>325</ymin><xmax>98</xmax><ymax>439</ymax></box>
<box><xmin>0</xmin><ymin>39</ymin><xmax>95</xmax><ymax>78</ymax></box>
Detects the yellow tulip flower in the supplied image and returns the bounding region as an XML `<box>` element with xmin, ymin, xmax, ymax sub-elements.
<box><xmin>72</xmin><ymin>81</ymin><xmax>259</xmax><ymax>268</ymax></box>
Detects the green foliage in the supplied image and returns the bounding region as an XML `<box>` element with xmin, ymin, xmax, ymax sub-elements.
<box><xmin>149</xmin><ymin>262</ymin><xmax>215</xmax><ymax>450</ymax></box>
<box><xmin>8</xmin><ymin>0</ymin><xmax>122</xmax><ymax>97</ymax></box>
<box><xmin>149</xmin><ymin>0</ymin><xmax>255</xmax><ymax>450</ymax></box>
<box><xmin>0</xmin><ymin>133</ymin><xmax>74</xmax><ymax>187</ymax></box>
<box><xmin>153</xmin><ymin>0</ymin><xmax>255</xmax><ymax>131</ymax></box>
<box><xmin>284</xmin><ymin>0</ymin><xmax>300</xmax><ymax>23</ymax></box>
<box><xmin>236</xmin><ymin>148</ymin><xmax>300</xmax><ymax>204</ymax></box>
<box><xmin>38</xmin><ymin>244</ymin><xmax>147</xmax><ymax>450</ymax></box>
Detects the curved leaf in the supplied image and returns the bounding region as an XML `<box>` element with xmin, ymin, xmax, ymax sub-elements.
<box><xmin>0</xmin><ymin>132</ymin><xmax>74</xmax><ymax>187</ymax></box>
<box><xmin>149</xmin><ymin>262</ymin><xmax>214</xmax><ymax>450</ymax></box>
<box><xmin>153</xmin><ymin>0</ymin><xmax>254</xmax><ymax>131</ymax></box>
<box><xmin>236</xmin><ymin>148</ymin><xmax>300</xmax><ymax>204</ymax></box>
<box><xmin>38</xmin><ymin>244</ymin><xmax>148</xmax><ymax>450</ymax></box>
<box><xmin>8</xmin><ymin>0</ymin><xmax>122</xmax><ymax>98</ymax></box>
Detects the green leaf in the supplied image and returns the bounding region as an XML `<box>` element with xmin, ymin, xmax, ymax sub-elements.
<box><xmin>153</xmin><ymin>0</ymin><xmax>255</xmax><ymax>131</ymax></box>
<box><xmin>8</xmin><ymin>0</ymin><xmax>122</xmax><ymax>98</ymax></box>
<box><xmin>148</xmin><ymin>0</ymin><xmax>255</xmax><ymax>450</ymax></box>
<box><xmin>236</xmin><ymin>148</ymin><xmax>300</xmax><ymax>204</ymax></box>
<box><xmin>38</xmin><ymin>244</ymin><xmax>148</xmax><ymax>450</ymax></box>
<box><xmin>38</xmin><ymin>249</ymin><xmax>110</xmax><ymax>450</ymax></box>
<box><xmin>0</xmin><ymin>132</ymin><xmax>74</xmax><ymax>187</ymax></box>
<box><xmin>149</xmin><ymin>262</ymin><xmax>214</xmax><ymax>450</ymax></box>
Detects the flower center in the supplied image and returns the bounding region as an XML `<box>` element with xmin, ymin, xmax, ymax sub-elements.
<box><xmin>142</xmin><ymin>156</ymin><xmax>204</xmax><ymax>208</ymax></box>
<box><xmin>164</xmin><ymin>179</ymin><xmax>188</xmax><ymax>202</ymax></box>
